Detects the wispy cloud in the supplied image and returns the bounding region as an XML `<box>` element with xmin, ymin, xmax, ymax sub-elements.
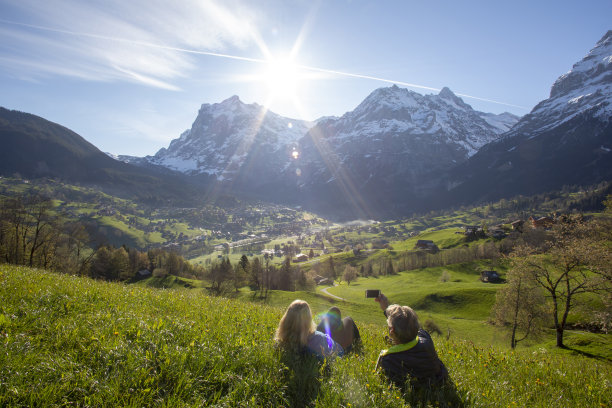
<box><xmin>0</xmin><ymin>0</ymin><xmax>263</xmax><ymax>89</ymax></box>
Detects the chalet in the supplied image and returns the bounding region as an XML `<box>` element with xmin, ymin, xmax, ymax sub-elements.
<box><xmin>415</xmin><ymin>240</ymin><xmax>438</xmax><ymax>251</ymax></box>
<box><xmin>261</xmin><ymin>249</ymin><xmax>275</xmax><ymax>257</ymax></box>
<box><xmin>511</xmin><ymin>220</ymin><xmax>524</xmax><ymax>231</ymax></box>
<box><xmin>489</xmin><ymin>228</ymin><xmax>507</xmax><ymax>239</ymax></box>
<box><xmin>480</xmin><ymin>270</ymin><xmax>501</xmax><ymax>283</ymax></box>
<box><xmin>464</xmin><ymin>225</ymin><xmax>486</xmax><ymax>239</ymax></box>
<box><xmin>313</xmin><ymin>275</ymin><xmax>331</xmax><ymax>286</ymax></box>
<box><xmin>529</xmin><ymin>216</ymin><xmax>555</xmax><ymax>229</ymax></box>
<box><xmin>464</xmin><ymin>226</ymin><xmax>479</xmax><ymax>235</ymax></box>
<box><xmin>294</xmin><ymin>253</ymin><xmax>309</xmax><ymax>263</ymax></box>
<box><xmin>136</xmin><ymin>269</ymin><xmax>152</xmax><ymax>279</ymax></box>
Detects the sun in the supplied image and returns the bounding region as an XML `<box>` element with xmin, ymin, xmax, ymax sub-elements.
<box><xmin>263</xmin><ymin>57</ymin><xmax>302</xmax><ymax>100</ymax></box>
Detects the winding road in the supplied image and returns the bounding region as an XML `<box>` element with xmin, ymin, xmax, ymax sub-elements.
<box><xmin>320</xmin><ymin>285</ymin><xmax>345</xmax><ymax>301</ymax></box>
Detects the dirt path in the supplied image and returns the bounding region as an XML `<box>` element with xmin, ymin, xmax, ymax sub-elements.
<box><xmin>320</xmin><ymin>285</ymin><xmax>345</xmax><ymax>301</ymax></box>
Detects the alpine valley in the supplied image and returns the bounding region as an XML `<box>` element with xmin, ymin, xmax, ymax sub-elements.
<box><xmin>2</xmin><ymin>31</ymin><xmax>612</xmax><ymax>220</ymax></box>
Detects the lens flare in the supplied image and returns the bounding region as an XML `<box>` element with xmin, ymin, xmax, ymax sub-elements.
<box><xmin>317</xmin><ymin>313</ymin><xmax>334</xmax><ymax>349</ymax></box>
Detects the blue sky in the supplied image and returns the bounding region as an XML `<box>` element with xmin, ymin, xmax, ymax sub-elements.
<box><xmin>0</xmin><ymin>0</ymin><xmax>610</xmax><ymax>156</ymax></box>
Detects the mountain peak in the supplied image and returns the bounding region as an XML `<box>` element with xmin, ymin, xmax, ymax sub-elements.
<box><xmin>222</xmin><ymin>95</ymin><xmax>242</xmax><ymax>105</ymax></box>
<box><xmin>598</xmin><ymin>30</ymin><xmax>612</xmax><ymax>45</ymax></box>
<box><xmin>549</xmin><ymin>30</ymin><xmax>612</xmax><ymax>98</ymax></box>
<box><xmin>438</xmin><ymin>86</ymin><xmax>456</xmax><ymax>99</ymax></box>
<box><xmin>359</xmin><ymin>85</ymin><xmax>420</xmax><ymax>107</ymax></box>
<box><xmin>437</xmin><ymin>86</ymin><xmax>470</xmax><ymax>109</ymax></box>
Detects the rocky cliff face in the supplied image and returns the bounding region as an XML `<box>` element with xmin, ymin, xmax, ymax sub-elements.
<box><xmin>284</xmin><ymin>86</ymin><xmax>517</xmax><ymax>218</ymax></box>
<box><xmin>138</xmin><ymin>84</ymin><xmax>519</xmax><ymax>218</ymax></box>
<box><xmin>446</xmin><ymin>31</ymin><xmax>612</xmax><ymax>205</ymax></box>
<box><xmin>147</xmin><ymin>96</ymin><xmax>312</xmax><ymax>186</ymax></box>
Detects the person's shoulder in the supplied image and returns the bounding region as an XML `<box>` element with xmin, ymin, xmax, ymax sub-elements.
<box><xmin>418</xmin><ymin>328</ymin><xmax>433</xmax><ymax>341</ymax></box>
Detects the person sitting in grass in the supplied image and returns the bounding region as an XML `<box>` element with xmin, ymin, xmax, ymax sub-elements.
<box><xmin>316</xmin><ymin>306</ymin><xmax>361</xmax><ymax>353</ymax></box>
<box><xmin>275</xmin><ymin>300</ymin><xmax>343</xmax><ymax>359</ymax></box>
<box><xmin>374</xmin><ymin>293</ymin><xmax>448</xmax><ymax>390</ymax></box>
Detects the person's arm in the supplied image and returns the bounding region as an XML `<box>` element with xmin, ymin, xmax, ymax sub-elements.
<box><xmin>375</xmin><ymin>293</ymin><xmax>389</xmax><ymax>316</ymax></box>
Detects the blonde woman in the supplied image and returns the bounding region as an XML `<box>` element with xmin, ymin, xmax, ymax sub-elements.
<box><xmin>275</xmin><ymin>300</ymin><xmax>343</xmax><ymax>358</ymax></box>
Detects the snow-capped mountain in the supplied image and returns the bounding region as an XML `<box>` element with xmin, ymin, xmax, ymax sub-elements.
<box><xmin>137</xmin><ymin>85</ymin><xmax>518</xmax><ymax>218</ymax></box>
<box><xmin>347</xmin><ymin>85</ymin><xmax>517</xmax><ymax>154</ymax></box>
<box><xmin>148</xmin><ymin>96</ymin><xmax>312</xmax><ymax>183</ymax></box>
<box><xmin>446</xmin><ymin>30</ymin><xmax>612</xmax><ymax>204</ymax></box>
<box><xmin>295</xmin><ymin>85</ymin><xmax>516</xmax><ymax>175</ymax></box>
<box><xmin>508</xmin><ymin>30</ymin><xmax>612</xmax><ymax>138</ymax></box>
<box><xmin>281</xmin><ymin>86</ymin><xmax>518</xmax><ymax>217</ymax></box>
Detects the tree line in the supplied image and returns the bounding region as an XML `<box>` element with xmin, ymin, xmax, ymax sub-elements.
<box><xmin>0</xmin><ymin>194</ymin><xmax>205</xmax><ymax>282</ymax></box>
<box><xmin>207</xmin><ymin>254</ymin><xmax>315</xmax><ymax>297</ymax></box>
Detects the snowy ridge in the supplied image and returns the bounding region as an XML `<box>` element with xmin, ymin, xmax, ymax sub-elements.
<box><xmin>148</xmin><ymin>96</ymin><xmax>312</xmax><ymax>177</ymax></box>
<box><xmin>306</xmin><ymin>85</ymin><xmax>518</xmax><ymax>160</ymax></box>
<box><xmin>508</xmin><ymin>30</ymin><xmax>612</xmax><ymax>139</ymax></box>
<box><xmin>289</xmin><ymin>85</ymin><xmax>520</xmax><ymax>197</ymax></box>
<box><xmin>445</xmin><ymin>30</ymin><xmax>612</xmax><ymax>212</ymax></box>
<box><xmin>143</xmin><ymin>85</ymin><xmax>518</xmax><ymax>192</ymax></box>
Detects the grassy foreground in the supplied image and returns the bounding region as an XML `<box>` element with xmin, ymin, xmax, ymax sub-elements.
<box><xmin>1</xmin><ymin>265</ymin><xmax>610</xmax><ymax>407</ymax></box>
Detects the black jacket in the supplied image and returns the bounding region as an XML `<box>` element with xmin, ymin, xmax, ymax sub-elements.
<box><xmin>377</xmin><ymin>329</ymin><xmax>448</xmax><ymax>389</ymax></box>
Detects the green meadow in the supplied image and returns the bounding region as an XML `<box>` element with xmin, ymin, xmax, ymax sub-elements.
<box><xmin>1</xmin><ymin>265</ymin><xmax>610</xmax><ymax>407</ymax></box>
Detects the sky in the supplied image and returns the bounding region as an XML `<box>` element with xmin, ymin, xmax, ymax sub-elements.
<box><xmin>0</xmin><ymin>0</ymin><xmax>610</xmax><ymax>157</ymax></box>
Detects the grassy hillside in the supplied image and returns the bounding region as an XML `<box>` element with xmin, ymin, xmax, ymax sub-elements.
<box><xmin>1</xmin><ymin>265</ymin><xmax>610</xmax><ymax>407</ymax></box>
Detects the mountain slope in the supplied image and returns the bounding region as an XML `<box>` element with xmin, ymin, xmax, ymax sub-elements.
<box><xmin>147</xmin><ymin>96</ymin><xmax>312</xmax><ymax>182</ymax></box>
<box><xmin>285</xmin><ymin>86</ymin><xmax>518</xmax><ymax>218</ymax></box>
<box><xmin>446</xmin><ymin>30</ymin><xmax>612</xmax><ymax>204</ymax></box>
<box><xmin>143</xmin><ymin>87</ymin><xmax>517</xmax><ymax>219</ymax></box>
<box><xmin>0</xmin><ymin>108</ymin><xmax>204</xmax><ymax>204</ymax></box>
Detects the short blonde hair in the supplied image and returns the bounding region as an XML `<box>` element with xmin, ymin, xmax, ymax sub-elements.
<box><xmin>386</xmin><ymin>304</ymin><xmax>420</xmax><ymax>343</ymax></box>
<box><xmin>275</xmin><ymin>300</ymin><xmax>315</xmax><ymax>349</ymax></box>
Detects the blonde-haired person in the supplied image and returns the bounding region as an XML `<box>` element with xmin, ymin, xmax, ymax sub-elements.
<box><xmin>275</xmin><ymin>299</ymin><xmax>343</xmax><ymax>358</ymax></box>
<box><xmin>374</xmin><ymin>293</ymin><xmax>448</xmax><ymax>389</ymax></box>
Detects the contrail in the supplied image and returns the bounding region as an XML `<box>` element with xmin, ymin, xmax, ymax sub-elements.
<box><xmin>0</xmin><ymin>18</ymin><xmax>529</xmax><ymax>110</ymax></box>
<box><xmin>0</xmin><ymin>19</ymin><xmax>266</xmax><ymax>64</ymax></box>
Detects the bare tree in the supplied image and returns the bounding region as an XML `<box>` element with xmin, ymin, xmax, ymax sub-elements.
<box><xmin>494</xmin><ymin>246</ymin><xmax>547</xmax><ymax>348</ymax></box>
<box><xmin>26</xmin><ymin>197</ymin><xmax>54</xmax><ymax>267</ymax></box>
<box><xmin>520</xmin><ymin>216</ymin><xmax>610</xmax><ymax>347</ymax></box>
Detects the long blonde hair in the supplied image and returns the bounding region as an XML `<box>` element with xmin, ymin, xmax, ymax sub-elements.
<box><xmin>275</xmin><ymin>300</ymin><xmax>315</xmax><ymax>349</ymax></box>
